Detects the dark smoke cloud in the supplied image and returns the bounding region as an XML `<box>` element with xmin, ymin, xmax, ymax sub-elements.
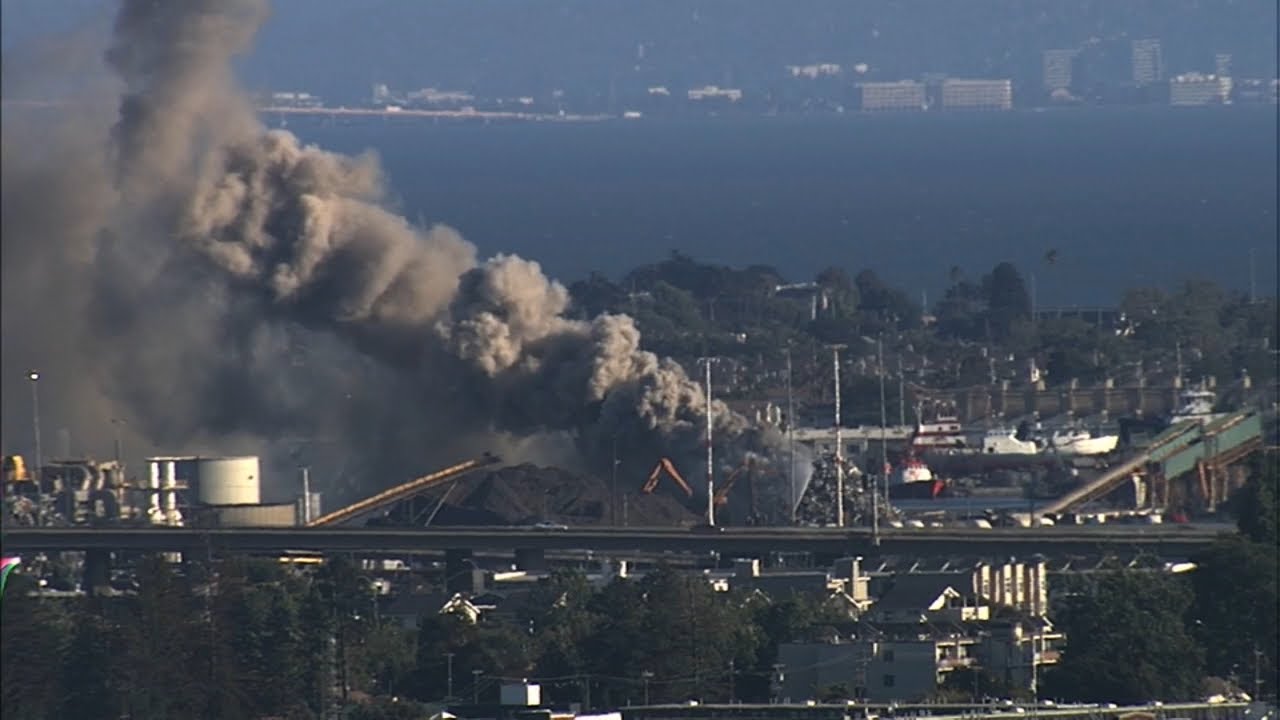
<box><xmin>2</xmin><ymin>0</ymin><xmax>784</xmax><ymax>512</ymax></box>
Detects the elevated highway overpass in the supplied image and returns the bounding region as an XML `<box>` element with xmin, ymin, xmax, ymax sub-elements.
<box><xmin>0</xmin><ymin>524</ymin><xmax>1231</xmax><ymax>560</ymax></box>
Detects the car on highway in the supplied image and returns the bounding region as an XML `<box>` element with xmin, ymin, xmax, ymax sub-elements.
<box><xmin>531</xmin><ymin>521</ymin><xmax>569</xmax><ymax>530</ymax></box>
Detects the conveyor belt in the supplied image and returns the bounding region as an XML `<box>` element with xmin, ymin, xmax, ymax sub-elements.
<box><xmin>305</xmin><ymin>453</ymin><xmax>501</xmax><ymax>527</ymax></box>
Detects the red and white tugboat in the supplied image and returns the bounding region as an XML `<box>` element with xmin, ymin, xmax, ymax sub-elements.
<box><xmin>887</xmin><ymin>451</ymin><xmax>949</xmax><ymax>500</ymax></box>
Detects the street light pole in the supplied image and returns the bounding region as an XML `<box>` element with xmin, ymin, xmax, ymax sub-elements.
<box><xmin>472</xmin><ymin>669</ymin><xmax>482</xmax><ymax>705</ymax></box>
<box><xmin>29</xmin><ymin>371</ymin><xmax>42</xmax><ymax>526</ymax></box>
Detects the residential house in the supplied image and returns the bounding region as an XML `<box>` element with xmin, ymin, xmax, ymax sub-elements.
<box><xmin>724</xmin><ymin>557</ymin><xmax>873</xmax><ymax>618</ymax></box>
<box><xmin>867</xmin><ymin>572</ymin><xmax>990</xmax><ymax>625</ymax></box>
<box><xmin>778</xmin><ymin>625</ymin><xmax>980</xmax><ymax>702</ymax></box>
<box><xmin>980</xmin><ymin>617</ymin><xmax>1065</xmax><ymax>691</ymax></box>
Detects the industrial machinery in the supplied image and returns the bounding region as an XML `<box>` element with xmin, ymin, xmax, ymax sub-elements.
<box><xmin>306</xmin><ymin>454</ymin><xmax>502</xmax><ymax>527</ymax></box>
<box><xmin>3</xmin><ymin>457</ymin><xmax>131</xmax><ymax>526</ymax></box>
<box><xmin>640</xmin><ymin>457</ymin><xmax>693</xmax><ymax>498</ymax></box>
<box><xmin>713</xmin><ymin>458</ymin><xmax>776</xmax><ymax>506</ymax></box>
<box><xmin>3</xmin><ymin>455</ymin><xmax>29</xmax><ymax>483</ymax></box>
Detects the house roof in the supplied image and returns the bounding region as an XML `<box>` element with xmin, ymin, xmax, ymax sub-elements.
<box><xmin>874</xmin><ymin>572</ymin><xmax>965</xmax><ymax>611</ymax></box>
<box><xmin>742</xmin><ymin>573</ymin><xmax>839</xmax><ymax>599</ymax></box>
<box><xmin>381</xmin><ymin>592</ymin><xmax>477</xmax><ymax>618</ymax></box>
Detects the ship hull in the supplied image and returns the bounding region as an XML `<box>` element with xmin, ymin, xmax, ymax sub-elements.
<box><xmin>1051</xmin><ymin>435</ymin><xmax>1119</xmax><ymax>456</ymax></box>
<box><xmin>888</xmin><ymin>479</ymin><xmax>949</xmax><ymax>500</ymax></box>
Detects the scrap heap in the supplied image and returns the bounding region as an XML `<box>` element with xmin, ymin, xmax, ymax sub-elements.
<box><xmin>793</xmin><ymin>453</ymin><xmax>897</xmax><ymax>527</ymax></box>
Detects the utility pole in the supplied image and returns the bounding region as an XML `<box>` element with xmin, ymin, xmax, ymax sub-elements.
<box><xmin>877</xmin><ymin>337</ymin><xmax>888</xmax><ymax>545</ymax></box>
<box><xmin>898</xmin><ymin>355</ymin><xmax>906</xmax><ymax>427</ymax></box>
<box><xmin>472</xmin><ymin>669</ymin><xmax>483</xmax><ymax>705</ymax></box>
<box><xmin>1249</xmin><ymin>247</ymin><xmax>1257</xmax><ymax>304</ymax></box>
<box><xmin>1254</xmin><ymin>642</ymin><xmax>1262</xmax><ymax>701</ymax></box>
<box><xmin>446</xmin><ymin>652</ymin><xmax>454</xmax><ymax>700</ymax></box>
<box><xmin>831</xmin><ymin>345</ymin><xmax>846</xmax><ymax>527</ymax></box>
<box><xmin>1176</xmin><ymin>341</ymin><xmax>1184</xmax><ymax>385</ymax></box>
<box><xmin>641</xmin><ymin>670</ymin><xmax>653</xmax><ymax>705</ymax></box>
<box><xmin>729</xmin><ymin>659</ymin><xmax>736</xmax><ymax>704</ymax></box>
<box><xmin>611</xmin><ymin>435</ymin><xmax>619</xmax><ymax>527</ymax></box>
<box><xmin>785</xmin><ymin>348</ymin><xmax>797</xmax><ymax>524</ymax></box>
<box><xmin>1031</xmin><ymin>272</ymin><xmax>1038</xmax><ymax>325</ymax></box>
<box><xmin>698</xmin><ymin>357</ymin><xmax>718</xmax><ymax>526</ymax></box>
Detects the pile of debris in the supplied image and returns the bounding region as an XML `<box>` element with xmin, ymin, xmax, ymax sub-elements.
<box><xmin>421</xmin><ymin>463</ymin><xmax>697</xmax><ymax>527</ymax></box>
<box><xmin>794</xmin><ymin>454</ymin><xmax>896</xmax><ymax>527</ymax></box>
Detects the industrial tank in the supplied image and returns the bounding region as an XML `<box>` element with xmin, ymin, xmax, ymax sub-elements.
<box><xmin>196</xmin><ymin>456</ymin><xmax>260</xmax><ymax>506</ymax></box>
<box><xmin>212</xmin><ymin>503</ymin><xmax>296</xmax><ymax>527</ymax></box>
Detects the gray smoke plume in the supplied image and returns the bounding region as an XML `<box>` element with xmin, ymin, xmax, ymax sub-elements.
<box><xmin>2</xmin><ymin>0</ymin><xmax>784</xmax><ymax>513</ymax></box>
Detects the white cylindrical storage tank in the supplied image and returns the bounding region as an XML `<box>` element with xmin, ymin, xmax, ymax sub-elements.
<box><xmin>214</xmin><ymin>503</ymin><xmax>296</xmax><ymax>527</ymax></box>
<box><xmin>196</xmin><ymin>456</ymin><xmax>261</xmax><ymax>506</ymax></box>
<box><xmin>147</xmin><ymin>461</ymin><xmax>161</xmax><ymax>514</ymax></box>
<box><xmin>295</xmin><ymin>492</ymin><xmax>323</xmax><ymax>524</ymax></box>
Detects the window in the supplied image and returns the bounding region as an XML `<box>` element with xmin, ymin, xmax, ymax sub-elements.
<box><xmin>882</xmin><ymin>649</ymin><xmax>895</xmax><ymax>662</ymax></box>
<box><xmin>883</xmin><ymin>674</ymin><xmax>896</xmax><ymax>688</ymax></box>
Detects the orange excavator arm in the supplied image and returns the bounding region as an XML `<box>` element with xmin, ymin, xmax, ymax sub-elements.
<box><xmin>714</xmin><ymin>465</ymin><xmax>747</xmax><ymax>506</ymax></box>
<box><xmin>640</xmin><ymin>457</ymin><xmax>693</xmax><ymax>497</ymax></box>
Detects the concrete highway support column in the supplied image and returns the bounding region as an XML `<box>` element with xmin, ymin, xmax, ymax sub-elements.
<box><xmin>84</xmin><ymin>549</ymin><xmax>111</xmax><ymax>596</ymax></box>
<box><xmin>515</xmin><ymin>547</ymin><xmax>547</xmax><ymax>573</ymax></box>
<box><xmin>445</xmin><ymin>548</ymin><xmax>476</xmax><ymax>594</ymax></box>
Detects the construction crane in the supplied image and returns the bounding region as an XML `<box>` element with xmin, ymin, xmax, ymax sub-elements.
<box><xmin>306</xmin><ymin>453</ymin><xmax>501</xmax><ymax>527</ymax></box>
<box><xmin>640</xmin><ymin>457</ymin><xmax>693</xmax><ymax>498</ymax></box>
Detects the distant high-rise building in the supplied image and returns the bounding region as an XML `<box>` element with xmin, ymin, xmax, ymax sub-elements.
<box><xmin>1131</xmin><ymin>39</ymin><xmax>1163</xmax><ymax>85</ymax></box>
<box><xmin>1215</xmin><ymin>53</ymin><xmax>1232</xmax><ymax>78</ymax></box>
<box><xmin>1042</xmin><ymin>49</ymin><xmax>1077</xmax><ymax>92</ymax></box>
<box><xmin>858</xmin><ymin>81</ymin><xmax>927</xmax><ymax>112</ymax></box>
<box><xmin>941</xmin><ymin>79</ymin><xmax>1014</xmax><ymax>110</ymax></box>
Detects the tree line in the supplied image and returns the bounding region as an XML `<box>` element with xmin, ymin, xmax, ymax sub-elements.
<box><xmin>569</xmin><ymin>252</ymin><xmax>1278</xmax><ymax>397</ymax></box>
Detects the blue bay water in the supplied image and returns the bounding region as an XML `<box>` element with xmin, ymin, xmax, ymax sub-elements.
<box><xmin>283</xmin><ymin>107</ymin><xmax>1278</xmax><ymax>306</ymax></box>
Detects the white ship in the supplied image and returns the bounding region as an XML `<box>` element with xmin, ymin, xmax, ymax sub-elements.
<box><xmin>980</xmin><ymin>428</ymin><xmax>1039</xmax><ymax>455</ymax></box>
<box><xmin>1047</xmin><ymin>427</ymin><xmax>1120</xmax><ymax>456</ymax></box>
<box><xmin>910</xmin><ymin>415</ymin><xmax>968</xmax><ymax>449</ymax></box>
<box><xmin>1169</xmin><ymin>385</ymin><xmax>1227</xmax><ymax>425</ymax></box>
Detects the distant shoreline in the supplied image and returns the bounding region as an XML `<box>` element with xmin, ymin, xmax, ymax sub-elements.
<box><xmin>0</xmin><ymin>99</ymin><xmax>613</xmax><ymax>123</ymax></box>
<box><xmin>5</xmin><ymin>98</ymin><xmax>1274</xmax><ymax>126</ymax></box>
<box><xmin>255</xmin><ymin>104</ymin><xmax>614</xmax><ymax>123</ymax></box>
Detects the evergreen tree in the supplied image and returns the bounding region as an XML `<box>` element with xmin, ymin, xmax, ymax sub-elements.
<box><xmin>1043</xmin><ymin>569</ymin><xmax>1204</xmax><ymax>703</ymax></box>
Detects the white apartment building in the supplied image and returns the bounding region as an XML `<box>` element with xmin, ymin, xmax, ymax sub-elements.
<box><xmin>1170</xmin><ymin>73</ymin><xmax>1232</xmax><ymax>105</ymax></box>
<box><xmin>941</xmin><ymin>79</ymin><xmax>1014</xmax><ymax>111</ymax></box>
<box><xmin>860</xmin><ymin>81</ymin><xmax>927</xmax><ymax>112</ymax></box>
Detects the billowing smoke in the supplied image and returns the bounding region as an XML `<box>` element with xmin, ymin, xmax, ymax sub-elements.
<box><xmin>2</xmin><ymin>0</ymin><xmax>783</xmax><ymax>512</ymax></box>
